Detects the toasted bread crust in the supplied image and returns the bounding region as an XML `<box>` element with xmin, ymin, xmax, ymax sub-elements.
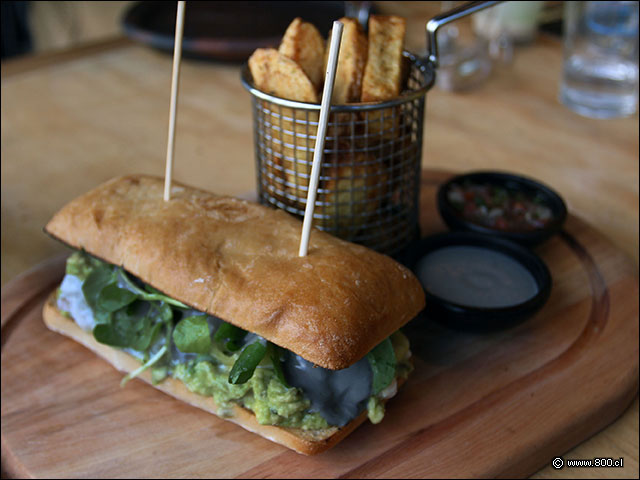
<box><xmin>361</xmin><ymin>15</ymin><xmax>406</xmax><ymax>102</ymax></box>
<box><xmin>248</xmin><ymin>48</ymin><xmax>319</xmax><ymax>103</ymax></box>
<box><xmin>44</xmin><ymin>175</ymin><xmax>425</xmax><ymax>369</ymax></box>
<box><xmin>42</xmin><ymin>296</ymin><xmax>373</xmax><ymax>455</ymax></box>
<box><xmin>279</xmin><ymin>18</ymin><xmax>325</xmax><ymax>91</ymax></box>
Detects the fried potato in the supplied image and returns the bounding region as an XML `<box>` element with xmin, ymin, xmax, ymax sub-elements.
<box><xmin>279</xmin><ymin>18</ymin><xmax>326</xmax><ymax>91</ymax></box>
<box><xmin>317</xmin><ymin>153</ymin><xmax>388</xmax><ymax>238</ymax></box>
<box><xmin>361</xmin><ymin>15</ymin><xmax>406</xmax><ymax>102</ymax></box>
<box><xmin>248</xmin><ymin>48</ymin><xmax>319</xmax><ymax>103</ymax></box>
<box><xmin>325</xmin><ymin>17</ymin><xmax>368</xmax><ymax>105</ymax></box>
<box><xmin>256</xmin><ymin>102</ymin><xmax>316</xmax><ymax>204</ymax></box>
<box><xmin>359</xmin><ymin>15</ymin><xmax>407</xmax><ymax>140</ymax></box>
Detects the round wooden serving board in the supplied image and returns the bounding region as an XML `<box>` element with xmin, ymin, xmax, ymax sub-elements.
<box><xmin>2</xmin><ymin>170</ymin><xmax>638</xmax><ymax>478</ymax></box>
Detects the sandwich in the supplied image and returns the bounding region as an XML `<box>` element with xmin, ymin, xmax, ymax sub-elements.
<box><xmin>42</xmin><ymin>175</ymin><xmax>425</xmax><ymax>454</ymax></box>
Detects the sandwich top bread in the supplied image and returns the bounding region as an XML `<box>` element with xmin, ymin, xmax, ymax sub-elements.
<box><xmin>45</xmin><ymin>175</ymin><xmax>425</xmax><ymax>369</ymax></box>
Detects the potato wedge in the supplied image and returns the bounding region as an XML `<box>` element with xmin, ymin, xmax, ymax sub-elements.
<box><xmin>248</xmin><ymin>48</ymin><xmax>319</xmax><ymax>103</ymax></box>
<box><xmin>361</xmin><ymin>15</ymin><xmax>406</xmax><ymax>102</ymax></box>
<box><xmin>279</xmin><ymin>18</ymin><xmax>325</xmax><ymax>91</ymax></box>
<box><xmin>325</xmin><ymin>17</ymin><xmax>368</xmax><ymax>104</ymax></box>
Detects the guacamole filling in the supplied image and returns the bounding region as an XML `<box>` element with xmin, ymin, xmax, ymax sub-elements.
<box><xmin>57</xmin><ymin>251</ymin><xmax>413</xmax><ymax>430</ymax></box>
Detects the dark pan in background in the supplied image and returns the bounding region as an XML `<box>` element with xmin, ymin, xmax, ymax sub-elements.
<box><xmin>121</xmin><ymin>1</ymin><xmax>367</xmax><ymax>62</ymax></box>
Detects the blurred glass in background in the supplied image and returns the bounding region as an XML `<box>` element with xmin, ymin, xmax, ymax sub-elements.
<box><xmin>435</xmin><ymin>1</ymin><xmax>545</xmax><ymax>92</ymax></box>
<box><xmin>435</xmin><ymin>1</ymin><xmax>493</xmax><ymax>92</ymax></box>
<box><xmin>560</xmin><ymin>1</ymin><xmax>639</xmax><ymax>119</ymax></box>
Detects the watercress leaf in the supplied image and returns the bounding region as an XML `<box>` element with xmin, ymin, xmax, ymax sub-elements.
<box><xmin>144</xmin><ymin>284</ymin><xmax>185</xmax><ymax>305</ymax></box>
<box><xmin>144</xmin><ymin>292</ymin><xmax>189</xmax><ymax>309</ymax></box>
<box><xmin>367</xmin><ymin>338</ymin><xmax>397</xmax><ymax>395</ymax></box>
<box><xmin>97</xmin><ymin>284</ymin><xmax>139</xmax><ymax>312</ymax></box>
<box><xmin>120</xmin><ymin>345</ymin><xmax>167</xmax><ymax>387</ymax></box>
<box><xmin>214</xmin><ymin>322</ymin><xmax>246</xmax><ymax>351</ymax></box>
<box><xmin>145</xmin><ymin>284</ymin><xmax>163</xmax><ymax>295</ymax></box>
<box><xmin>116</xmin><ymin>269</ymin><xmax>147</xmax><ymax>295</ymax></box>
<box><xmin>119</xmin><ymin>314</ymin><xmax>156</xmax><ymax>352</ymax></box>
<box><xmin>229</xmin><ymin>341</ymin><xmax>267</xmax><ymax>384</ymax></box>
<box><xmin>153</xmin><ymin>303</ymin><xmax>174</xmax><ymax>324</ymax></box>
<box><xmin>111</xmin><ymin>268</ymin><xmax>189</xmax><ymax>309</ymax></box>
<box><xmin>268</xmin><ymin>343</ymin><xmax>289</xmax><ymax>387</ymax></box>
<box><xmin>82</xmin><ymin>265</ymin><xmax>116</xmax><ymax>310</ymax></box>
<box><xmin>93</xmin><ymin>323</ymin><xmax>129</xmax><ymax>347</ymax></box>
<box><xmin>93</xmin><ymin>309</ymin><xmax>111</xmax><ymax>325</ymax></box>
<box><xmin>173</xmin><ymin>316</ymin><xmax>212</xmax><ymax>354</ymax></box>
<box><xmin>92</xmin><ymin>307</ymin><xmax>157</xmax><ymax>351</ymax></box>
<box><xmin>136</xmin><ymin>320</ymin><xmax>162</xmax><ymax>352</ymax></box>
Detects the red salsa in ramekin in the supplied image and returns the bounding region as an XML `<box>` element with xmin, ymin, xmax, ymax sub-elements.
<box><xmin>437</xmin><ymin>171</ymin><xmax>567</xmax><ymax>247</ymax></box>
<box><xmin>447</xmin><ymin>181</ymin><xmax>554</xmax><ymax>232</ymax></box>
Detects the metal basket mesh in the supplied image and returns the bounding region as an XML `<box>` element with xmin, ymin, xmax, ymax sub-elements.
<box><xmin>242</xmin><ymin>53</ymin><xmax>434</xmax><ymax>256</ymax></box>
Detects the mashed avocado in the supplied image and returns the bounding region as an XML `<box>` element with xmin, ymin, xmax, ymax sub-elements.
<box><xmin>367</xmin><ymin>397</ymin><xmax>385</xmax><ymax>424</ymax></box>
<box><xmin>62</xmin><ymin>250</ymin><xmax>408</xmax><ymax>430</ymax></box>
<box><xmin>66</xmin><ymin>251</ymin><xmax>105</xmax><ymax>281</ymax></box>
<box><xmin>173</xmin><ymin>361</ymin><xmax>329</xmax><ymax>429</ymax></box>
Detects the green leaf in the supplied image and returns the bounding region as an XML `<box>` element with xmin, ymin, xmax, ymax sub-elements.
<box><xmin>82</xmin><ymin>265</ymin><xmax>117</xmax><ymax>310</ymax></box>
<box><xmin>145</xmin><ymin>284</ymin><xmax>164</xmax><ymax>295</ymax></box>
<box><xmin>213</xmin><ymin>322</ymin><xmax>246</xmax><ymax>352</ymax></box>
<box><xmin>173</xmin><ymin>316</ymin><xmax>212</xmax><ymax>354</ymax></box>
<box><xmin>92</xmin><ymin>308</ymin><xmax>157</xmax><ymax>351</ymax></box>
<box><xmin>367</xmin><ymin>338</ymin><xmax>397</xmax><ymax>395</ymax></box>
<box><xmin>93</xmin><ymin>309</ymin><xmax>112</xmax><ymax>325</ymax></box>
<box><xmin>97</xmin><ymin>284</ymin><xmax>138</xmax><ymax>312</ymax></box>
<box><xmin>268</xmin><ymin>343</ymin><xmax>289</xmax><ymax>387</ymax></box>
<box><xmin>121</xmin><ymin>345</ymin><xmax>167</xmax><ymax>387</ymax></box>
<box><xmin>93</xmin><ymin>323</ymin><xmax>129</xmax><ymax>348</ymax></box>
<box><xmin>118</xmin><ymin>269</ymin><xmax>188</xmax><ymax>308</ymax></box>
<box><xmin>228</xmin><ymin>341</ymin><xmax>267</xmax><ymax>384</ymax></box>
<box><xmin>154</xmin><ymin>303</ymin><xmax>174</xmax><ymax>323</ymax></box>
<box><xmin>145</xmin><ymin>322</ymin><xmax>163</xmax><ymax>350</ymax></box>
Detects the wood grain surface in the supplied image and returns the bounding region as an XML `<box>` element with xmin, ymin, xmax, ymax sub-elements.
<box><xmin>1</xmin><ymin>171</ymin><xmax>638</xmax><ymax>478</ymax></box>
<box><xmin>1</xmin><ymin>2</ymin><xmax>638</xmax><ymax>477</ymax></box>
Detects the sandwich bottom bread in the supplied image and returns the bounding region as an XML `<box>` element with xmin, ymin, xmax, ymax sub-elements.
<box><xmin>42</xmin><ymin>175</ymin><xmax>424</xmax><ymax>455</ymax></box>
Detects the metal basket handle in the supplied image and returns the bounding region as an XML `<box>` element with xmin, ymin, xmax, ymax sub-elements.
<box><xmin>426</xmin><ymin>0</ymin><xmax>502</xmax><ymax>68</ymax></box>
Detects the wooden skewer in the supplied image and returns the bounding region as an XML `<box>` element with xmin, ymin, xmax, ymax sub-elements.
<box><xmin>164</xmin><ymin>1</ymin><xmax>186</xmax><ymax>202</ymax></box>
<box><xmin>298</xmin><ymin>20</ymin><xmax>344</xmax><ymax>257</ymax></box>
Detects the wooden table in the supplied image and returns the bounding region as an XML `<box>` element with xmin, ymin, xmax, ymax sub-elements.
<box><xmin>1</xmin><ymin>7</ymin><xmax>638</xmax><ymax>479</ymax></box>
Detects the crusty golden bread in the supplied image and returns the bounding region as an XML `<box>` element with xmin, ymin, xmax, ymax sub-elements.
<box><xmin>361</xmin><ymin>15</ymin><xmax>406</xmax><ymax>102</ymax></box>
<box><xmin>248</xmin><ymin>48</ymin><xmax>318</xmax><ymax>103</ymax></box>
<box><xmin>44</xmin><ymin>175</ymin><xmax>425</xmax><ymax>370</ymax></box>
<box><xmin>325</xmin><ymin>17</ymin><xmax>368</xmax><ymax>104</ymax></box>
<box><xmin>43</xmin><ymin>296</ymin><xmax>387</xmax><ymax>455</ymax></box>
<box><xmin>279</xmin><ymin>18</ymin><xmax>325</xmax><ymax>91</ymax></box>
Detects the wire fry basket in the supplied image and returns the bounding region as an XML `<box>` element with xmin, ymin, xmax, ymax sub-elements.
<box><xmin>240</xmin><ymin>2</ymin><xmax>497</xmax><ymax>257</ymax></box>
<box><xmin>241</xmin><ymin>53</ymin><xmax>434</xmax><ymax>256</ymax></box>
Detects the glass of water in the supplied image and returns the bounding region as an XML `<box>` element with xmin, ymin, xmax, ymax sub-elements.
<box><xmin>560</xmin><ymin>1</ymin><xmax>639</xmax><ymax>119</ymax></box>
